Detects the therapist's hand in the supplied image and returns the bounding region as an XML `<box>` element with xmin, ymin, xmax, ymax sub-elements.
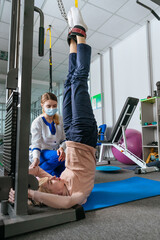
<box><xmin>57</xmin><ymin>147</ymin><xmax>65</xmax><ymax>162</ymax></box>
<box><xmin>30</xmin><ymin>158</ymin><xmax>40</xmax><ymax>168</ymax></box>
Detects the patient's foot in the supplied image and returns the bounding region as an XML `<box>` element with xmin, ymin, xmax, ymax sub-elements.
<box><xmin>71</xmin><ymin>6</ymin><xmax>88</xmax><ymax>32</ymax></box>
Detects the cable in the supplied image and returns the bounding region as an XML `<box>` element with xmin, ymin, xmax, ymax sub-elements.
<box><xmin>57</xmin><ymin>0</ymin><xmax>68</xmax><ymax>23</ymax></box>
<box><xmin>44</xmin><ymin>25</ymin><xmax>53</xmax><ymax>92</ymax></box>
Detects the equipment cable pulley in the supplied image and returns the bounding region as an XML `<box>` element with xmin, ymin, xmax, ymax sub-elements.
<box><xmin>57</xmin><ymin>0</ymin><xmax>79</xmax><ymax>23</ymax></box>
<box><xmin>57</xmin><ymin>0</ymin><xmax>68</xmax><ymax>23</ymax></box>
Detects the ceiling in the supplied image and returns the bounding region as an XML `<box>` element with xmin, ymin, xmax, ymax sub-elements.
<box><xmin>0</xmin><ymin>0</ymin><xmax>160</xmax><ymax>103</ymax></box>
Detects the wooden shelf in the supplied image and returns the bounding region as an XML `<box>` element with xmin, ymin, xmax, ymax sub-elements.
<box><xmin>143</xmin><ymin>145</ymin><xmax>158</xmax><ymax>148</ymax></box>
<box><xmin>142</xmin><ymin>125</ymin><xmax>157</xmax><ymax>128</ymax></box>
<box><xmin>141</xmin><ymin>97</ymin><xmax>160</xmax><ymax>104</ymax></box>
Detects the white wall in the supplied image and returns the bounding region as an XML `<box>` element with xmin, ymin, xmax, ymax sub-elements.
<box><xmin>112</xmin><ymin>25</ymin><xmax>150</xmax><ymax>132</ymax></box>
<box><xmin>90</xmin><ymin>56</ymin><xmax>102</xmax><ymax>126</ymax></box>
<box><xmin>90</xmin><ymin>23</ymin><xmax>157</xmax><ymax>134</ymax></box>
<box><xmin>150</xmin><ymin>19</ymin><xmax>160</xmax><ymax>90</ymax></box>
<box><xmin>102</xmin><ymin>50</ymin><xmax>113</xmax><ymax>138</ymax></box>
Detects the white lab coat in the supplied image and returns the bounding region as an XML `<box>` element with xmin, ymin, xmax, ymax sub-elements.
<box><xmin>30</xmin><ymin>115</ymin><xmax>66</xmax><ymax>160</ymax></box>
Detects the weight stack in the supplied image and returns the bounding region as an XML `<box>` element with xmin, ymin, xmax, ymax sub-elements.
<box><xmin>2</xmin><ymin>91</ymin><xmax>18</xmax><ymax>176</ymax></box>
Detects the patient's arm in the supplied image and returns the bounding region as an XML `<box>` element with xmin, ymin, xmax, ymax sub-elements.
<box><xmin>29</xmin><ymin>189</ymin><xmax>85</xmax><ymax>209</ymax></box>
<box><xmin>29</xmin><ymin>166</ymin><xmax>52</xmax><ymax>178</ymax></box>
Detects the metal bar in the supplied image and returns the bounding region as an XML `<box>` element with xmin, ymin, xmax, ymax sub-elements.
<box><xmin>137</xmin><ymin>0</ymin><xmax>152</xmax><ymax>11</ymax></box>
<box><xmin>112</xmin><ymin>143</ymin><xmax>146</xmax><ymax>168</ymax></box>
<box><xmin>15</xmin><ymin>0</ymin><xmax>21</xmax><ymax>69</ymax></box>
<box><xmin>7</xmin><ymin>0</ymin><xmax>18</xmax><ymax>71</ymax></box>
<box><xmin>151</xmin><ymin>0</ymin><xmax>160</xmax><ymax>6</ymax></box>
<box><xmin>0</xmin><ymin>176</ymin><xmax>12</xmax><ymax>201</ymax></box>
<box><xmin>2</xmin><ymin>154</ymin><xmax>11</xmax><ymax>160</ymax></box>
<box><xmin>34</xmin><ymin>7</ymin><xmax>44</xmax><ymax>27</ymax></box>
<box><xmin>146</xmin><ymin>21</ymin><xmax>154</xmax><ymax>96</ymax></box>
<box><xmin>122</xmin><ymin>126</ymin><xmax>127</xmax><ymax>150</ymax></box>
<box><xmin>14</xmin><ymin>0</ymin><xmax>34</xmax><ymax>215</ymax></box>
<box><xmin>6</xmin><ymin>92</ymin><xmax>18</xmax><ymax>110</ymax></box>
<box><xmin>137</xmin><ymin>0</ymin><xmax>160</xmax><ymax>20</ymax></box>
<box><xmin>98</xmin><ymin>144</ymin><xmax>104</xmax><ymax>162</ymax></box>
<box><xmin>4</xmin><ymin>206</ymin><xmax>84</xmax><ymax>238</ymax></box>
<box><xmin>109</xmin><ymin>47</ymin><xmax>116</xmax><ymax>126</ymax></box>
<box><xmin>99</xmin><ymin>53</ymin><xmax>104</xmax><ymax>124</ymax></box>
<box><xmin>6</xmin><ymin>0</ymin><xmax>18</xmax><ymax>99</ymax></box>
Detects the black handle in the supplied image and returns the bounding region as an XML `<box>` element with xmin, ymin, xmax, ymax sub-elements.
<box><xmin>39</xmin><ymin>27</ymin><xmax>44</xmax><ymax>56</ymax></box>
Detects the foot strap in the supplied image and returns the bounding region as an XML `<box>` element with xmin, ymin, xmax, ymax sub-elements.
<box><xmin>71</xmin><ymin>25</ymin><xmax>86</xmax><ymax>38</ymax></box>
<box><xmin>67</xmin><ymin>25</ymin><xmax>86</xmax><ymax>46</ymax></box>
<box><xmin>67</xmin><ymin>30</ymin><xmax>77</xmax><ymax>46</ymax></box>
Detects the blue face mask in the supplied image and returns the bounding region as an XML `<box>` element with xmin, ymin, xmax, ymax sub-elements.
<box><xmin>44</xmin><ymin>107</ymin><xmax>58</xmax><ymax>116</ymax></box>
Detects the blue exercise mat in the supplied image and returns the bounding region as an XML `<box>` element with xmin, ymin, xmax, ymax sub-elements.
<box><xmin>83</xmin><ymin>177</ymin><xmax>160</xmax><ymax>211</ymax></box>
<box><xmin>96</xmin><ymin>166</ymin><xmax>121</xmax><ymax>171</ymax></box>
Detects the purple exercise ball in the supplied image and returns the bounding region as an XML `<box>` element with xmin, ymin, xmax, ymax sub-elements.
<box><xmin>112</xmin><ymin>129</ymin><xmax>142</xmax><ymax>165</ymax></box>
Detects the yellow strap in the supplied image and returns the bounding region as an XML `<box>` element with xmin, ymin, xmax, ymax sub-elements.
<box><xmin>75</xmin><ymin>0</ymin><xmax>78</xmax><ymax>8</ymax></box>
<box><xmin>48</xmin><ymin>28</ymin><xmax>52</xmax><ymax>49</ymax></box>
<box><xmin>44</xmin><ymin>28</ymin><xmax>48</xmax><ymax>45</ymax></box>
<box><xmin>49</xmin><ymin>59</ymin><xmax>52</xmax><ymax>66</ymax></box>
<box><xmin>44</xmin><ymin>26</ymin><xmax>52</xmax><ymax>49</ymax></box>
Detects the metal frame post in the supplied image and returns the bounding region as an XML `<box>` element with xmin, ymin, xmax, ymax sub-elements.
<box><xmin>122</xmin><ymin>126</ymin><xmax>127</xmax><ymax>151</ymax></box>
<box><xmin>146</xmin><ymin>21</ymin><xmax>154</xmax><ymax>97</ymax></box>
<box><xmin>6</xmin><ymin>0</ymin><xmax>18</xmax><ymax>99</ymax></box>
<box><xmin>7</xmin><ymin>0</ymin><xmax>18</xmax><ymax>71</ymax></box>
<box><xmin>99</xmin><ymin>53</ymin><xmax>104</xmax><ymax>124</ymax></box>
<box><xmin>109</xmin><ymin>47</ymin><xmax>116</xmax><ymax>126</ymax></box>
<box><xmin>14</xmin><ymin>0</ymin><xmax>34</xmax><ymax>215</ymax></box>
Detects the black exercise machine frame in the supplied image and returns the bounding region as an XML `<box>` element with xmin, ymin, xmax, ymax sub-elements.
<box><xmin>137</xmin><ymin>0</ymin><xmax>160</xmax><ymax>21</ymax></box>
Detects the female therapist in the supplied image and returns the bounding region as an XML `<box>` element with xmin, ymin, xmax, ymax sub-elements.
<box><xmin>29</xmin><ymin>92</ymin><xmax>66</xmax><ymax>177</ymax></box>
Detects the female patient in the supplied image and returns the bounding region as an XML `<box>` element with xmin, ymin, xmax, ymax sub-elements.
<box><xmin>9</xmin><ymin>6</ymin><xmax>97</xmax><ymax>209</ymax></box>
